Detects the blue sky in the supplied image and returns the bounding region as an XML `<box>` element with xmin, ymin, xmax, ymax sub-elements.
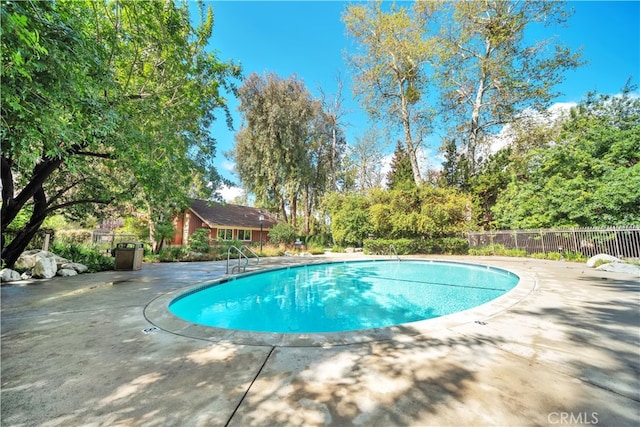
<box><xmin>196</xmin><ymin>1</ymin><xmax>640</xmax><ymax>199</ymax></box>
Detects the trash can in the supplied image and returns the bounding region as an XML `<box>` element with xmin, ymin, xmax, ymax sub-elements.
<box><xmin>114</xmin><ymin>242</ymin><xmax>144</xmax><ymax>271</ymax></box>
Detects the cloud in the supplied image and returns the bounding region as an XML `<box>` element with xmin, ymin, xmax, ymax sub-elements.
<box><xmin>486</xmin><ymin>102</ymin><xmax>577</xmax><ymax>154</ymax></box>
<box><xmin>218</xmin><ymin>184</ymin><xmax>244</xmax><ymax>203</ymax></box>
<box><xmin>221</xmin><ymin>159</ymin><xmax>236</xmax><ymax>174</ymax></box>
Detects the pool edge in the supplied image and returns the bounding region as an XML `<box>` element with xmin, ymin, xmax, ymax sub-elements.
<box><xmin>143</xmin><ymin>258</ymin><xmax>536</xmax><ymax>347</ymax></box>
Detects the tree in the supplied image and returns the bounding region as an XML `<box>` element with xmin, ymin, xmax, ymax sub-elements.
<box><xmin>368</xmin><ymin>187</ymin><xmax>472</xmax><ymax>239</ymax></box>
<box><xmin>492</xmin><ymin>86</ymin><xmax>640</xmax><ymax>228</ymax></box>
<box><xmin>232</xmin><ymin>72</ymin><xmax>339</xmax><ymax>233</ymax></box>
<box><xmin>344</xmin><ymin>127</ymin><xmax>388</xmax><ymax>193</ymax></box>
<box><xmin>343</xmin><ymin>0</ymin><xmax>437</xmax><ymax>185</ymax></box>
<box><xmin>1</xmin><ymin>0</ymin><xmax>241</xmax><ymax>266</ymax></box>
<box><xmin>323</xmin><ymin>192</ymin><xmax>372</xmax><ymax>247</ymax></box>
<box><xmin>319</xmin><ymin>73</ymin><xmax>349</xmax><ymax>192</ymax></box>
<box><xmin>385</xmin><ymin>141</ymin><xmax>415</xmax><ymax>190</ymax></box>
<box><xmin>437</xmin><ymin>0</ymin><xmax>583</xmax><ymax>180</ymax></box>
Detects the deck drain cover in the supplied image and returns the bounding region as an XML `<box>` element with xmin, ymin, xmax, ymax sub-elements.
<box><xmin>142</xmin><ymin>326</ymin><xmax>160</xmax><ymax>334</ymax></box>
<box><xmin>474</xmin><ymin>320</ymin><xmax>488</xmax><ymax>325</ymax></box>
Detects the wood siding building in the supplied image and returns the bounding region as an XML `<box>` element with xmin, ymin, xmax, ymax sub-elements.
<box><xmin>172</xmin><ymin>200</ymin><xmax>279</xmax><ymax>246</ymax></box>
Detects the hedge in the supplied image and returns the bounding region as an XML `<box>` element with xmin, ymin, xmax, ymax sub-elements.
<box><xmin>363</xmin><ymin>237</ymin><xmax>468</xmax><ymax>255</ymax></box>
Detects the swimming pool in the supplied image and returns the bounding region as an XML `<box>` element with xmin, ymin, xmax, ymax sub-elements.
<box><xmin>169</xmin><ymin>260</ymin><xmax>519</xmax><ymax>334</ymax></box>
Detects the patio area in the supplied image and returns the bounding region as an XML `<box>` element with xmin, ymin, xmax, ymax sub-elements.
<box><xmin>1</xmin><ymin>254</ymin><xmax>638</xmax><ymax>426</ymax></box>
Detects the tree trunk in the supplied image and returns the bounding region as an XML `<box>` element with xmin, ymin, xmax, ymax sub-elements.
<box><xmin>1</xmin><ymin>186</ymin><xmax>48</xmax><ymax>268</ymax></box>
<box><xmin>400</xmin><ymin>94</ymin><xmax>423</xmax><ymax>186</ymax></box>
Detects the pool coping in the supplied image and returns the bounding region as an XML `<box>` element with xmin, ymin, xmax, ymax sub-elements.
<box><xmin>144</xmin><ymin>258</ymin><xmax>537</xmax><ymax>347</ymax></box>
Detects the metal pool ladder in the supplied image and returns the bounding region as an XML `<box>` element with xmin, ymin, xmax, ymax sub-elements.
<box><xmin>226</xmin><ymin>245</ymin><xmax>260</xmax><ymax>274</ymax></box>
<box><xmin>389</xmin><ymin>244</ymin><xmax>400</xmax><ymax>261</ymax></box>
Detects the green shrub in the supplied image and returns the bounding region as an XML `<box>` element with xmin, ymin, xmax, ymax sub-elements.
<box><xmin>189</xmin><ymin>228</ymin><xmax>212</xmax><ymax>253</ymax></box>
<box><xmin>268</xmin><ymin>223</ymin><xmax>297</xmax><ymax>245</ymax></box>
<box><xmin>546</xmin><ymin>252</ymin><xmax>563</xmax><ymax>261</ymax></box>
<box><xmin>306</xmin><ymin>244</ymin><xmax>326</xmax><ymax>255</ymax></box>
<box><xmin>530</xmin><ymin>252</ymin><xmax>547</xmax><ymax>259</ymax></box>
<box><xmin>53</xmin><ymin>229</ymin><xmax>93</xmax><ymax>245</ymax></box>
<box><xmin>158</xmin><ymin>246</ymin><xmax>188</xmax><ymax>262</ymax></box>
<box><xmin>51</xmin><ymin>242</ymin><xmax>114</xmax><ymax>272</ymax></box>
<box><xmin>363</xmin><ymin>237</ymin><xmax>469</xmax><ymax>255</ymax></box>
<box><xmin>330</xmin><ymin>245</ymin><xmax>346</xmax><ymax>253</ymax></box>
<box><xmin>564</xmin><ymin>251</ymin><xmax>586</xmax><ymax>262</ymax></box>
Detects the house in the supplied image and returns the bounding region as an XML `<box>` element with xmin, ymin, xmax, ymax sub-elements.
<box><xmin>172</xmin><ymin>200</ymin><xmax>279</xmax><ymax>246</ymax></box>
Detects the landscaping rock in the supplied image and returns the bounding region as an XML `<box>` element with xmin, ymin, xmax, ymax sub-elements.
<box><xmin>1</xmin><ymin>268</ymin><xmax>22</xmax><ymax>282</ymax></box>
<box><xmin>61</xmin><ymin>262</ymin><xmax>88</xmax><ymax>274</ymax></box>
<box><xmin>586</xmin><ymin>253</ymin><xmax>621</xmax><ymax>268</ymax></box>
<box><xmin>14</xmin><ymin>250</ymin><xmax>41</xmax><ymax>270</ymax></box>
<box><xmin>32</xmin><ymin>257</ymin><xmax>57</xmax><ymax>279</ymax></box>
<box><xmin>596</xmin><ymin>262</ymin><xmax>640</xmax><ymax>275</ymax></box>
<box><xmin>21</xmin><ymin>271</ymin><xmax>33</xmax><ymax>280</ymax></box>
<box><xmin>56</xmin><ymin>268</ymin><xmax>78</xmax><ymax>277</ymax></box>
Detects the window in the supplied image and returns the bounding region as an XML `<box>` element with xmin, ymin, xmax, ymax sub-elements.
<box><xmin>238</xmin><ymin>229</ymin><xmax>251</xmax><ymax>241</ymax></box>
<box><xmin>218</xmin><ymin>228</ymin><xmax>233</xmax><ymax>240</ymax></box>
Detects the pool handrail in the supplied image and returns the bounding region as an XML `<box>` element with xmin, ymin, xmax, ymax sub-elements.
<box><xmin>389</xmin><ymin>244</ymin><xmax>400</xmax><ymax>261</ymax></box>
<box><xmin>226</xmin><ymin>245</ymin><xmax>260</xmax><ymax>274</ymax></box>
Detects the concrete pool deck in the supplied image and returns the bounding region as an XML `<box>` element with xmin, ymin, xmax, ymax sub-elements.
<box><xmin>1</xmin><ymin>254</ymin><xmax>638</xmax><ymax>426</ymax></box>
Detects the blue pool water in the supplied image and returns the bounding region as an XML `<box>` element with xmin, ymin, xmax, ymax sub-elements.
<box><xmin>169</xmin><ymin>260</ymin><xmax>519</xmax><ymax>333</ymax></box>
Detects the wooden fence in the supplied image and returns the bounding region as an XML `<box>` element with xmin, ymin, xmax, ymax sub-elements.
<box><xmin>467</xmin><ymin>226</ymin><xmax>640</xmax><ymax>259</ymax></box>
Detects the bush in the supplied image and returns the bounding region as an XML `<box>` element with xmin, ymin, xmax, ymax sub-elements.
<box><xmin>53</xmin><ymin>229</ymin><xmax>93</xmax><ymax>245</ymax></box>
<box><xmin>268</xmin><ymin>223</ymin><xmax>297</xmax><ymax>246</ymax></box>
<box><xmin>189</xmin><ymin>228</ymin><xmax>212</xmax><ymax>253</ymax></box>
<box><xmin>51</xmin><ymin>242</ymin><xmax>114</xmax><ymax>272</ymax></box>
<box><xmin>363</xmin><ymin>237</ymin><xmax>469</xmax><ymax>255</ymax></box>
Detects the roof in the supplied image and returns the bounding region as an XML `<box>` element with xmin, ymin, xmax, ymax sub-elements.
<box><xmin>188</xmin><ymin>200</ymin><xmax>280</xmax><ymax>229</ymax></box>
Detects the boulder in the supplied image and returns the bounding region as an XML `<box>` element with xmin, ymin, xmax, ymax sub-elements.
<box><xmin>32</xmin><ymin>257</ymin><xmax>57</xmax><ymax>279</ymax></box>
<box><xmin>61</xmin><ymin>262</ymin><xmax>88</xmax><ymax>274</ymax></box>
<box><xmin>21</xmin><ymin>271</ymin><xmax>33</xmax><ymax>280</ymax></box>
<box><xmin>14</xmin><ymin>250</ymin><xmax>40</xmax><ymax>270</ymax></box>
<box><xmin>15</xmin><ymin>250</ymin><xmax>70</xmax><ymax>271</ymax></box>
<box><xmin>1</xmin><ymin>268</ymin><xmax>22</xmax><ymax>282</ymax></box>
<box><xmin>596</xmin><ymin>262</ymin><xmax>640</xmax><ymax>275</ymax></box>
<box><xmin>56</xmin><ymin>268</ymin><xmax>78</xmax><ymax>277</ymax></box>
<box><xmin>586</xmin><ymin>254</ymin><xmax>621</xmax><ymax>268</ymax></box>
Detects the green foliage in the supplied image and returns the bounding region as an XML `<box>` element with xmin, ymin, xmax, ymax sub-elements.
<box><xmin>51</xmin><ymin>242</ymin><xmax>114</xmax><ymax>272</ymax></box>
<box><xmin>468</xmin><ymin>244</ymin><xmax>527</xmax><ymax>258</ymax></box>
<box><xmin>323</xmin><ymin>192</ymin><xmax>372</xmax><ymax>246</ymax></box>
<box><xmin>118</xmin><ymin>217</ymin><xmax>150</xmax><ymax>240</ymax></box>
<box><xmin>368</xmin><ymin>187</ymin><xmax>472</xmax><ymax>238</ymax></box>
<box><xmin>305</xmin><ymin>234</ymin><xmax>331</xmax><ymax>248</ymax></box>
<box><xmin>343</xmin><ymin>1</ymin><xmax>435</xmax><ymax>184</ymax></box>
<box><xmin>492</xmin><ymin>88</ymin><xmax>640</xmax><ymax>228</ymax></box>
<box><xmin>188</xmin><ymin>228</ymin><xmax>212</xmax><ymax>253</ymax></box>
<box><xmin>438</xmin><ymin>1</ymin><xmax>582</xmax><ymax>177</ymax></box>
<box><xmin>1</xmin><ymin>0</ymin><xmax>241</xmax><ymax>267</ymax></box>
<box><xmin>268</xmin><ymin>223</ymin><xmax>297</xmax><ymax>246</ymax></box>
<box><xmin>386</xmin><ymin>141</ymin><xmax>416</xmax><ymax>190</ymax></box>
<box><xmin>330</xmin><ymin>245</ymin><xmax>346</xmax><ymax>253</ymax></box>
<box><xmin>363</xmin><ymin>237</ymin><xmax>468</xmax><ymax>255</ymax></box>
<box><xmin>233</xmin><ymin>72</ymin><xmax>342</xmax><ymax>232</ymax></box>
<box><xmin>158</xmin><ymin>247</ymin><xmax>189</xmax><ymax>262</ymax></box>
<box><xmin>53</xmin><ymin>230</ymin><xmax>93</xmax><ymax>246</ymax></box>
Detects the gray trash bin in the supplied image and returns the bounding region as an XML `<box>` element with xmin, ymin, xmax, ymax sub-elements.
<box><xmin>114</xmin><ymin>242</ymin><xmax>144</xmax><ymax>271</ymax></box>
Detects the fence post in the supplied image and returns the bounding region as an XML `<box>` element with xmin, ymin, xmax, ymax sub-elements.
<box><xmin>540</xmin><ymin>230</ymin><xmax>545</xmax><ymax>253</ymax></box>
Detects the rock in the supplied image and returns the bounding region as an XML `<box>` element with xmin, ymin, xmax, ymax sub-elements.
<box><xmin>586</xmin><ymin>254</ymin><xmax>621</xmax><ymax>268</ymax></box>
<box><xmin>15</xmin><ymin>250</ymin><xmax>69</xmax><ymax>271</ymax></box>
<box><xmin>21</xmin><ymin>271</ymin><xmax>33</xmax><ymax>280</ymax></box>
<box><xmin>61</xmin><ymin>262</ymin><xmax>88</xmax><ymax>274</ymax></box>
<box><xmin>56</xmin><ymin>268</ymin><xmax>78</xmax><ymax>277</ymax></box>
<box><xmin>1</xmin><ymin>268</ymin><xmax>22</xmax><ymax>282</ymax></box>
<box><xmin>596</xmin><ymin>262</ymin><xmax>640</xmax><ymax>276</ymax></box>
<box><xmin>32</xmin><ymin>257</ymin><xmax>57</xmax><ymax>279</ymax></box>
<box><xmin>14</xmin><ymin>251</ymin><xmax>39</xmax><ymax>270</ymax></box>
